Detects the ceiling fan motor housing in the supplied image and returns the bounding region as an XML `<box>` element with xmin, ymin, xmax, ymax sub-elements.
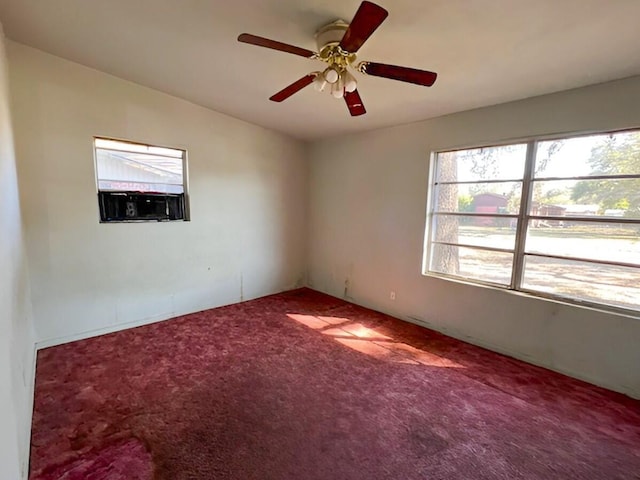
<box><xmin>315</xmin><ymin>20</ymin><xmax>349</xmax><ymax>54</ymax></box>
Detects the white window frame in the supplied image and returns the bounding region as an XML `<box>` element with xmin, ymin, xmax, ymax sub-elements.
<box><xmin>423</xmin><ymin>128</ymin><xmax>640</xmax><ymax>317</ymax></box>
<box><xmin>93</xmin><ymin>136</ymin><xmax>190</xmax><ymax>222</ymax></box>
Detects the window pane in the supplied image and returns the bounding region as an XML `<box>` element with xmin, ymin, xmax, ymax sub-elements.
<box><xmin>522</xmin><ymin>255</ymin><xmax>640</xmax><ymax>311</ymax></box>
<box><xmin>530</xmin><ymin>178</ymin><xmax>640</xmax><ymax>220</ymax></box>
<box><xmin>429</xmin><ymin>244</ymin><xmax>513</xmax><ymax>286</ymax></box>
<box><xmin>534</xmin><ymin>130</ymin><xmax>640</xmax><ymax>179</ymax></box>
<box><xmin>96</xmin><ymin>148</ymin><xmax>184</xmax><ymax>193</ymax></box>
<box><xmin>426</xmin><ymin>130</ymin><xmax>640</xmax><ymax>314</ymax></box>
<box><xmin>525</xmin><ymin>220</ymin><xmax>640</xmax><ymax>265</ymax></box>
<box><xmin>435</xmin><ymin>144</ymin><xmax>527</xmax><ymax>183</ymax></box>
<box><xmin>432</xmin><ymin>214</ymin><xmax>517</xmax><ymax>250</ymax></box>
<box><xmin>95</xmin><ymin>138</ymin><xmax>183</xmax><ymax>158</ymax></box>
<box><xmin>434</xmin><ymin>182</ymin><xmax>522</xmax><ymax>214</ymax></box>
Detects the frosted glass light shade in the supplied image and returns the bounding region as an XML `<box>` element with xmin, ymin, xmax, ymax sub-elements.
<box><xmin>323</xmin><ymin>67</ymin><xmax>339</xmax><ymax>84</ymax></box>
<box><xmin>343</xmin><ymin>70</ymin><xmax>357</xmax><ymax>93</ymax></box>
<box><xmin>313</xmin><ymin>74</ymin><xmax>327</xmax><ymax>92</ymax></box>
<box><xmin>331</xmin><ymin>80</ymin><xmax>344</xmax><ymax>99</ymax></box>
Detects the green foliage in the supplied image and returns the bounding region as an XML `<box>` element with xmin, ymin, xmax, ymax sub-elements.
<box><xmin>571</xmin><ymin>132</ymin><xmax>640</xmax><ymax>215</ymax></box>
<box><xmin>458</xmin><ymin>194</ymin><xmax>473</xmax><ymax>212</ymax></box>
<box><xmin>539</xmin><ymin>187</ymin><xmax>572</xmax><ymax>206</ymax></box>
<box><xmin>535</xmin><ymin>140</ymin><xmax>565</xmax><ymax>175</ymax></box>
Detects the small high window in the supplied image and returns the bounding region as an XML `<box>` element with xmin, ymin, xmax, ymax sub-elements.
<box><xmin>94</xmin><ymin>138</ymin><xmax>189</xmax><ymax>222</ymax></box>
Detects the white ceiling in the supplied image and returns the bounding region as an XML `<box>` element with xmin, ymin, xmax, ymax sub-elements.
<box><xmin>1</xmin><ymin>0</ymin><xmax>639</xmax><ymax>140</ymax></box>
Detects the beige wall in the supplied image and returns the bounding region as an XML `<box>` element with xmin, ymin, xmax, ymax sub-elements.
<box><xmin>308</xmin><ymin>76</ymin><xmax>640</xmax><ymax>399</ymax></box>
<box><xmin>5</xmin><ymin>39</ymin><xmax>640</xmax><ymax>480</ymax></box>
<box><xmin>9</xmin><ymin>43</ymin><xmax>308</xmax><ymax>345</ymax></box>
<box><xmin>0</xmin><ymin>26</ymin><xmax>35</xmax><ymax>480</ymax></box>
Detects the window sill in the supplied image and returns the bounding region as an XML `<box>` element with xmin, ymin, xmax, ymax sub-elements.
<box><xmin>421</xmin><ymin>271</ymin><xmax>639</xmax><ymax>320</ymax></box>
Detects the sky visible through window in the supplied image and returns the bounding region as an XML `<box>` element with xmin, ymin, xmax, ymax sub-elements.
<box><xmin>95</xmin><ymin>138</ymin><xmax>185</xmax><ymax>194</ymax></box>
<box><xmin>428</xmin><ymin>130</ymin><xmax>640</xmax><ymax>313</ymax></box>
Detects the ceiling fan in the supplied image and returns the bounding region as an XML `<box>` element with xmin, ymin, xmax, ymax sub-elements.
<box><xmin>237</xmin><ymin>1</ymin><xmax>438</xmax><ymax>117</ymax></box>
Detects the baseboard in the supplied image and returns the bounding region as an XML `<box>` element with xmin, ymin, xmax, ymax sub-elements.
<box><xmin>305</xmin><ymin>287</ymin><xmax>639</xmax><ymax>400</ymax></box>
<box><xmin>35</xmin><ymin>286</ymin><xmax>301</xmax><ymax>351</ymax></box>
<box><xmin>35</xmin><ymin>312</ymin><xmax>178</xmax><ymax>350</ymax></box>
<box><xmin>399</xmin><ymin>314</ymin><xmax>639</xmax><ymax>400</ymax></box>
<box><xmin>21</xmin><ymin>341</ymin><xmax>37</xmax><ymax>480</ymax></box>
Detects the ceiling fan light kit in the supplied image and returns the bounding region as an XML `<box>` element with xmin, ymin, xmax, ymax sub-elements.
<box><xmin>322</xmin><ymin>66</ymin><xmax>340</xmax><ymax>84</ymax></box>
<box><xmin>237</xmin><ymin>1</ymin><xmax>438</xmax><ymax>116</ymax></box>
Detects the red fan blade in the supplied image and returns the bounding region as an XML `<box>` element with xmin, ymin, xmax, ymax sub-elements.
<box><xmin>238</xmin><ymin>33</ymin><xmax>316</xmax><ymax>58</ymax></box>
<box><xmin>344</xmin><ymin>89</ymin><xmax>366</xmax><ymax>116</ymax></box>
<box><xmin>339</xmin><ymin>1</ymin><xmax>388</xmax><ymax>53</ymax></box>
<box><xmin>269</xmin><ymin>74</ymin><xmax>316</xmax><ymax>102</ymax></box>
<box><xmin>361</xmin><ymin>62</ymin><xmax>437</xmax><ymax>87</ymax></box>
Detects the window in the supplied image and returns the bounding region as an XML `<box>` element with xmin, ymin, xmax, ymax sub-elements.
<box><xmin>424</xmin><ymin>129</ymin><xmax>640</xmax><ymax>315</ymax></box>
<box><xmin>94</xmin><ymin>138</ymin><xmax>189</xmax><ymax>222</ymax></box>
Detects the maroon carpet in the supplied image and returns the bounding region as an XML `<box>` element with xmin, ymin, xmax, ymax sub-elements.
<box><xmin>30</xmin><ymin>288</ymin><xmax>640</xmax><ymax>479</ymax></box>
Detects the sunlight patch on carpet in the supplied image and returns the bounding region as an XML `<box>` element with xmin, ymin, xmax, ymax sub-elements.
<box><xmin>287</xmin><ymin>313</ymin><xmax>465</xmax><ymax>368</ymax></box>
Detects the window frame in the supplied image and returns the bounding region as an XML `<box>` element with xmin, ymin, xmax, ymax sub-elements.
<box><xmin>423</xmin><ymin>127</ymin><xmax>640</xmax><ymax>317</ymax></box>
<box><xmin>93</xmin><ymin>136</ymin><xmax>191</xmax><ymax>223</ymax></box>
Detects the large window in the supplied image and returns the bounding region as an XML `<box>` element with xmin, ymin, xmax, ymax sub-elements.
<box><xmin>424</xmin><ymin>129</ymin><xmax>640</xmax><ymax>315</ymax></box>
<box><xmin>94</xmin><ymin>138</ymin><xmax>189</xmax><ymax>222</ymax></box>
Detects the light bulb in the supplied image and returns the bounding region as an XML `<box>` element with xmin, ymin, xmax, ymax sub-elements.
<box><xmin>313</xmin><ymin>74</ymin><xmax>327</xmax><ymax>92</ymax></box>
<box><xmin>331</xmin><ymin>80</ymin><xmax>344</xmax><ymax>99</ymax></box>
<box><xmin>343</xmin><ymin>70</ymin><xmax>357</xmax><ymax>93</ymax></box>
<box><xmin>323</xmin><ymin>67</ymin><xmax>339</xmax><ymax>84</ymax></box>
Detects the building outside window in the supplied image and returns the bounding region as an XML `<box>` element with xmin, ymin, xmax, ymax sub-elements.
<box><xmin>424</xmin><ymin>129</ymin><xmax>640</xmax><ymax>314</ymax></box>
<box><xmin>94</xmin><ymin>137</ymin><xmax>189</xmax><ymax>222</ymax></box>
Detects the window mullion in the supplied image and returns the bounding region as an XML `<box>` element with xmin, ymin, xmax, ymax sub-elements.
<box><xmin>422</xmin><ymin>152</ymin><xmax>439</xmax><ymax>273</ymax></box>
<box><xmin>511</xmin><ymin>141</ymin><xmax>537</xmax><ymax>289</ymax></box>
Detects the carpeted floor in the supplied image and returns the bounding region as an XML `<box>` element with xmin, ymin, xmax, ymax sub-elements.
<box><xmin>30</xmin><ymin>288</ymin><xmax>640</xmax><ymax>479</ymax></box>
